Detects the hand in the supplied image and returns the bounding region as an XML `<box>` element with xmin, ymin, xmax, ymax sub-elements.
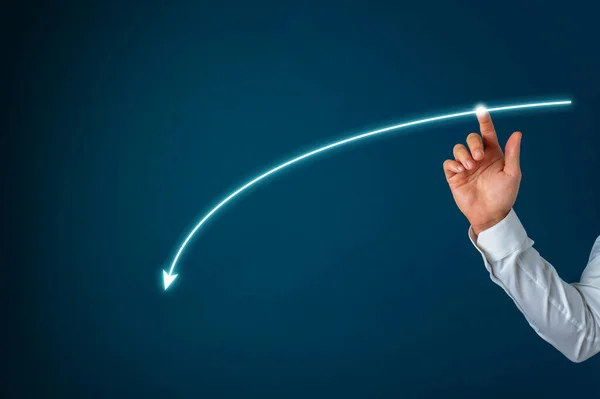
<box><xmin>443</xmin><ymin>108</ymin><xmax>523</xmax><ymax>236</ymax></box>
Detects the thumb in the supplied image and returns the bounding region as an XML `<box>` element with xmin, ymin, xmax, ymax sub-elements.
<box><xmin>504</xmin><ymin>131</ymin><xmax>522</xmax><ymax>177</ymax></box>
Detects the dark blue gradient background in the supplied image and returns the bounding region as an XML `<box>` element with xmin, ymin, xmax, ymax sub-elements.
<box><xmin>7</xmin><ymin>1</ymin><xmax>600</xmax><ymax>397</ymax></box>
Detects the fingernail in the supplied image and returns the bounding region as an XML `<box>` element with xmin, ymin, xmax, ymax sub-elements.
<box><xmin>466</xmin><ymin>160</ymin><xmax>474</xmax><ymax>169</ymax></box>
<box><xmin>475</xmin><ymin>150</ymin><xmax>483</xmax><ymax>159</ymax></box>
<box><xmin>456</xmin><ymin>165</ymin><xmax>464</xmax><ymax>172</ymax></box>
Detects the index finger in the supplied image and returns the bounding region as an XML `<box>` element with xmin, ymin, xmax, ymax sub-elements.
<box><xmin>476</xmin><ymin>106</ymin><xmax>500</xmax><ymax>149</ymax></box>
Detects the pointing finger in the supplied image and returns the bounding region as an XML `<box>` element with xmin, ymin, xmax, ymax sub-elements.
<box><xmin>476</xmin><ymin>107</ymin><xmax>501</xmax><ymax>150</ymax></box>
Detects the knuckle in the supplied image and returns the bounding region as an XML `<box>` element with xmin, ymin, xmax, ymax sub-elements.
<box><xmin>445</xmin><ymin>159</ymin><xmax>456</xmax><ymax>166</ymax></box>
<box><xmin>481</xmin><ymin>124</ymin><xmax>495</xmax><ymax>134</ymax></box>
<box><xmin>511</xmin><ymin>170</ymin><xmax>523</xmax><ymax>179</ymax></box>
<box><xmin>467</xmin><ymin>132</ymin><xmax>481</xmax><ymax>143</ymax></box>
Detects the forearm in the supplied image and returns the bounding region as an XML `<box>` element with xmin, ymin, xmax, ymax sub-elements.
<box><xmin>469</xmin><ymin>209</ymin><xmax>600</xmax><ymax>362</ymax></box>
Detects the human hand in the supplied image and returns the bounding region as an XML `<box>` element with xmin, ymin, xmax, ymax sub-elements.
<box><xmin>443</xmin><ymin>108</ymin><xmax>523</xmax><ymax>236</ymax></box>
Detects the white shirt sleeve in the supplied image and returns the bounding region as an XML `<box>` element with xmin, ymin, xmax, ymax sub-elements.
<box><xmin>468</xmin><ymin>208</ymin><xmax>600</xmax><ymax>363</ymax></box>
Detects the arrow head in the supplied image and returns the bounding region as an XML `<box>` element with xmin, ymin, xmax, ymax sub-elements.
<box><xmin>163</xmin><ymin>270</ymin><xmax>178</xmax><ymax>290</ymax></box>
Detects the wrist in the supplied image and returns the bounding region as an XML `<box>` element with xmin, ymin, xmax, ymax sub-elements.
<box><xmin>471</xmin><ymin>210</ymin><xmax>511</xmax><ymax>236</ymax></box>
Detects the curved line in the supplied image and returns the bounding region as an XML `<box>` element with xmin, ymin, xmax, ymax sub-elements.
<box><xmin>168</xmin><ymin>100</ymin><xmax>571</xmax><ymax>276</ymax></box>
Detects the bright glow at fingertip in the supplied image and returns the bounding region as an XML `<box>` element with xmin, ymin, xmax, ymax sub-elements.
<box><xmin>161</xmin><ymin>99</ymin><xmax>572</xmax><ymax>290</ymax></box>
<box><xmin>475</xmin><ymin>105</ymin><xmax>487</xmax><ymax>115</ymax></box>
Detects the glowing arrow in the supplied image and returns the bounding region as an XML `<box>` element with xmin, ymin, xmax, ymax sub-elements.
<box><xmin>162</xmin><ymin>99</ymin><xmax>572</xmax><ymax>290</ymax></box>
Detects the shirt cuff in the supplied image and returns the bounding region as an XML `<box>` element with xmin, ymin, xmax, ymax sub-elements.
<box><xmin>467</xmin><ymin>208</ymin><xmax>529</xmax><ymax>262</ymax></box>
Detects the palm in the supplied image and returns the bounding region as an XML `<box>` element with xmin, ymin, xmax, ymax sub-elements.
<box><xmin>449</xmin><ymin>149</ymin><xmax>518</xmax><ymax>226</ymax></box>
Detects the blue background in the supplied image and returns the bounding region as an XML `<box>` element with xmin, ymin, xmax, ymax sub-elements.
<box><xmin>8</xmin><ymin>0</ymin><xmax>600</xmax><ymax>397</ymax></box>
